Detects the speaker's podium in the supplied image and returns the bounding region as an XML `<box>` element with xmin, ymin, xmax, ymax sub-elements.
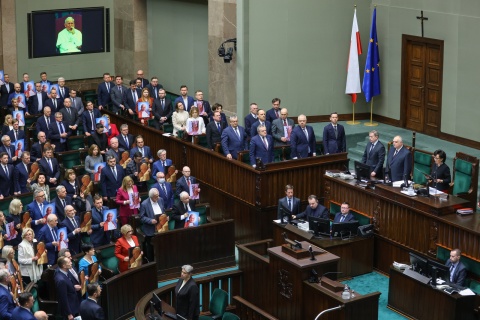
<box><xmin>267</xmin><ymin>241</ymin><xmax>340</xmax><ymax>319</ymax></box>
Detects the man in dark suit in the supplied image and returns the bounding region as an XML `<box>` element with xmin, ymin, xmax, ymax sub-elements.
<box><xmin>27</xmin><ymin>189</ymin><xmax>49</xmax><ymax>235</ymax></box>
<box><xmin>0</xmin><ymin>135</ymin><xmax>17</xmax><ymax>164</ymax></box>
<box><xmin>175</xmin><ymin>166</ymin><xmax>199</xmax><ymax>197</ymax></box>
<box><xmin>173</xmin><ymin>85</ymin><xmax>194</xmax><ymax>112</ymax></box>
<box><xmin>271</xmin><ymin>108</ymin><xmax>295</xmax><ymax>147</ymax></box>
<box><xmin>39</xmin><ymin>72</ymin><xmax>52</xmax><ymax>87</ymax></box>
<box><xmin>333</xmin><ymin>202</ymin><xmax>356</xmax><ymax>223</ymax></box>
<box><xmin>38</xmin><ymin>214</ymin><xmax>60</xmax><ymax>265</ymax></box>
<box><xmin>116</xmin><ymin>124</ymin><xmax>135</xmax><ymax>151</ymax></box>
<box><xmin>7</xmin><ymin>119</ymin><xmax>25</xmax><ymax>143</ymax></box>
<box><xmin>101</xmin><ymin>156</ymin><xmax>125</xmax><ymax>200</ymax></box>
<box><xmin>110</xmin><ymin>75</ymin><xmax>127</xmax><ymax>114</ymax></box>
<box><xmin>249</xmin><ymin>125</ymin><xmax>274</xmax><ymax>167</ymax></box>
<box><xmin>90</xmin><ymin>195</ymin><xmax>110</xmax><ymax>247</ymax></box>
<box><xmin>7</xmin><ymin>83</ymin><xmax>22</xmax><ymax>108</ymax></box>
<box><xmin>139</xmin><ymin>188</ymin><xmax>165</xmax><ymax>260</ymax></box>
<box><xmin>36</xmin><ymin>106</ymin><xmax>53</xmax><ymax>139</ymax></box>
<box><xmin>152</xmin><ymin>88</ymin><xmax>173</xmax><ymax>129</ymax></box>
<box><xmin>0</xmin><ymin>269</ymin><xmax>16</xmax><ymax>319</ymax></box>
<box><xmin>361</xmin><ymin>130</ymin><xmax>386</xmax><ymax>178</ymax></box>
<box><xmin>44</xmin><ymin>87</ymin><xmax>61</xmax><ymax>113</ymax></box>
<box><xmin>57</xmin><ymin>77</ymin><xmax>70</xmax><ymax>105</ymax></box>
<box><xmin>266</xmin><ymin>97</ymin><xmax>281</xmax><ymax>124</ymax></box>
<box><xmin>39</xmin><ymin>147</ymin><xmax>60</xmax><ymax>187</ymax></box>
<box><xmin>0</xmin><ymin>73</ymin><xmax>14</xmax><ymax>107</ymax></box>
<box><xmin>250</xmin><ymin>109</ymin><xmax>271</xmax><ymax>137</ymax></box>
<box><xmin>146</xmin><ymin>77</ymin><xmax>163</xmax><ymax>100</ymax></box>
<box><xmin>91</xmin><ymin>123</ymin><xmax>108</xmax><ymax>152</ymax></box>
<box><xmin>13</xmin><ymin>151</ymin><xmax>31</xmax><ymax>194</ymax></box>
<box><xmin>221</xmin><ymin>115</ymin><xmax>247</xmax><ymax>160</ymax></box>
<box><xmin>30</xmin><ymin>132</ymin><xmax>49</xmax><ymax>162</ymax></box>
<box><xmin>206</xmin><ymin>110</ymin><xmax>227</xmax><ymax>150</ymax></box>
<box><xmin>294</xmin><ymin>195</ymin><xmax>330</xmax><ymax>220</ymax></box>
<box><xmin>105</xmin><ymin>137</ymin><xmax>125</xmax><ymax>163</ymax></box>
<box><xmin>172</xmin><ymin>191</ymin><xmax>196</xmax><ymax>229</ymax></box>
<box><xmin>323</xmin><ymin>112</ymin><xmax>346</xmax><ymax>154</ymax></box>
<box><xmin>386</xmin><ymin>135</ymin><xmax>412</xmax><ymax>182</ymax></box>
<box><xmin>54</xmin><ymin>185</ymin><xmax>73</xmax><ymax>221</ymax></box>
<box><xmin>28</xmin><ymin>83</ymin><xmax>48</xmax><ymax>115</ymax></box>
<box><xmin>61</xmin><ymin>205</ymin><xmax>82</xmax><ymax>255</ymax></box>
<box><xmin>82</xmin><ymin>101</ymin><xmax>102</xmax><ymax>137</ymax></box>
<box><xmin>60</xmin><ymin>97</ymin><xmax>80</xmax><ymax>136</ymax></box>
<box><xmin>97</xmin><ymin>73</ymin><xmax>114</xmax><ymax>111</ymax></box>
<box><xmin>54</xmin><ymin>256</ymin><xmax>81</xmax><ymax>319</ymax></box>
<box><xmin>0</xmin><ymin>152</ymin><xmax>14</xmax><ymax>198</ymax></box>
<box><xmin>276</xmin><ymin>184</ymin><xmax>301</xmax><ymax>221</ymax></box>
<box><xmin>69</xmin><ymin>89</ymin><xmax>84</xmax><ymax>116</ymax></box>
<box><xmin>151</xmin><ymin>149</ymin><xmax>173</xmax><ymax>177</ymax></box>
<box><xmin>194</xmin><ymin>90</ymin><xmax>212</xmax><ymax>125</ymax></box>
<box><xmin>48</xmin><ymin>112</ymin><xmax>71</xmax><ymax>152</ymax></box>
<box><xmin>152</xmin><ymin>171</ymin><xmax>174</xmax><ymax>209</ymax></box>
<box><xmin>445</xmin><ymin>248</ymin><xmax>467</xmax><ymax>286</ymax></box>
<box><xmin>11</xmin><ymin>292</ymin><xmax>36</xmax><ymax>320</ymax></box>
<box><xmin>80</xmin><ymin>283</ymin><xmax>105</xmax><ymax>320</ymax></box>
<box><xmin>290</xmin><ymin>114</ymin><xmax>317</xmax><ymax>159</ymax></box>
<box><xmin>136</xmin><ymin>70</ymin><xmax>150</xmax><ymax>88</ymax></box>
<box><xmin>129</xmin><ymin>135</ymin><xmax>153</xmax><ymax>162</ymax></box>
<box><xmin>124</xmin><ymin>80</ymin><xmax>142</xmax><ymax>116</ymax></box>
<box><xmin>244</xmin><ymin>103</ymin><xmax>258</xmax><ymax>140</ymax></box>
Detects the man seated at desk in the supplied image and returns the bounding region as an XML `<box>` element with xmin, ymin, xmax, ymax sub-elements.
<box><xmin>446</xmin><ymin>248</ymin><xmax>467</xmax><ymax>287</ymax></box>
<box><xmin>293</xmin><ymin>195</ymin><xmax>329</xmax><ymax>220</ymax></box>
<box><xmin>333</xmin><ymin>202</ymin><xmax>356</xmax><ymax>223</ymax></box>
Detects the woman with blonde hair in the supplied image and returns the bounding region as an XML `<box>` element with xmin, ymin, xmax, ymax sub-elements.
<box><xmin>114</xmin><ymin>224</ymin><xmax>141</xmax><ymax>272</ymax></box>
<box><xmin>1</xmin><ymin>114</ymin><xmax>13</xmax><ymax>135</ymax></box>
<box><xmin>18</xmin><ymin>228</ymin><xmax>42</xmax><ymax>284</ymax></box>
<box><xmin>115</xmin><ymin>176</ymin><xmax>139</xmax><ymax>226</ymax></box>
<box><xmin>6</xmin><ymin>199</ymin><xmax>23</xmax><ymax>247</ymax></box>
<box><xmin>186</xmin><ymin>106</ymin><xmax>206</xmax><ymax>136</ymax></box>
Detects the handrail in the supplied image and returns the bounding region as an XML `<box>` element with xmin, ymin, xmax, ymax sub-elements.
<box><xmin>314</xmin><ymin>305</ymin><xmax>343</xmax><ymax>320</ymax></box>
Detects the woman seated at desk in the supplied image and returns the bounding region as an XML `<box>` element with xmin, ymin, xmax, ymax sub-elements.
<box><xmin>429</xmin><ymin>149</ymin><xmax>451</xmax><ymax>193</ymax></box>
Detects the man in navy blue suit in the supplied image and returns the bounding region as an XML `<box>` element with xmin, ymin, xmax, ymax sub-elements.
<box><xmin>80</xmin><ymin>283</ymin><xmax>105</xmax><ymax>320</ymax></box>
<box><xmin>0</xmin><ymin>269</ymin><xmax>16</xmax><ymax>319</ymax></box>
<box><xmin>54</xmin><ymin>185</ymin><xmax>73</xmax><ymax>221</ymax></box>
<box><xmin>97</xmin><ymin>73</ymin><xmax>114</xmax><ymax>111</ymax></box>
<box><xmin>124</xmin><ymin>79</ymin><xmax>142</xmax><ymax>116</ymax></box>
<box><xmin>45</xmin><ymin>87</ymin><xmax>61</xmax><ymax>113</ymax></box>
<box><xmin>152</xmin><ymin>171</ymin><xmax>174</xmax><ymax>209</ymax></box>
<box><xmin>54</xmin><ymin>256</ymin><xmax>81</xmax><ymax>319</ymax></box>
<box><xmin>266</xmin><ymin>97</ymin><xmax>281</xmax><ymax>124</ymax></box>
<box><xmin>206</xmin><ymin>110</ymin><xmax>227</xmax><ymax>150</ymax></box>
<box><xmin>333</xmin><ymin>202</ymin><xmax>356</xmax><ymax>223</ymax></box>
<box><xmin>0</xmin><ymin>135</ymin><xmax>18</xmax><ymax>164</ymax></box>
<box><xmin>60</xmin><ymin>205</ymin><xmax>82</xmax><ymax>255</ymax></box>
<box><xmin>116</xmin><ymin>124</ymin><xmax>135</xmax><ymax>151</ymax></box>
<box><xmin>175</xmin><ymin>166</ymin><xmax>201</xmax><ymax>197</ymax></box>
<box><xmin>276</xmin><ymin>184</ymin><xmax>301</xmax><ymax>221</ymax></box>
<box><xmin>90</xmin><ymin>195</ymin><xmax>110</xmax><ymax>247</ymax></box>
<box><xmin>0</xmin><ymin>73</ymin><xmax>14</xmax><ymax>108</ymax></box>
<box><xmin>48</xmin><ymin>112</ymin><xmax>71</xmax><ymax>152</ymax></box>
<box><xmin>14</xmin><ymin>151</ymin><xmax>31</xmax><ymax>195</ymax></box>
<box><xmin>35</xmin><ymin>107</ymin><xmax>53</xmax><ymax>139</ymax></box>
<box><xmin>294</xmin><ymin>195</ymin><xmax>330</xmax><ymax>220</ymax></box>
<box><xmin>39</xmin><ymin>72</ymin><xmax>52</xmax><ymax>87</ymax></box>
<box><xmin>57</xmin><ymin>77</ymin><xmax>70</xmax><ymax>106</ymax></box>
<box><xmin>250</xmin><ymin>109</ymin><xmax>271</xmax><ymax>137</ymax></box>
<box><xmin>7</xmin><ymin>119</ymin><xmax>26</xmax><ymax>142</ymax></box>
<box><xmin>110</xmin><ymin>75</ymin><xmax>127</xmax><ymax>114</ymax></box>
<box><xmin>38</xmin><ymin>147</ymin><xmax>60</xmax><ymax>187</ymax></box>
<box><xmin>136</xmin><ymin>69</ymin><xmax>150</xmax><ymax>88</ymax></box>
<box><xmin>30</xmin><ymin>132</ymin><xmax>50</xmax><ymax>162</ymax></box>
<box><xmin>38</xmin><ymin>214</ymin><xmax>60</xmax><ymax>265</ymax></box>
<box><xmin>146</xmin><ymin>77</ymin><xmax>163</xmax><ymax>100</ymax></box>
<box><xmin>290</xmin><ymin>114</ymin><xmax>317</xmax><ymax>159</ymax></box>
<box><xmin>101</xmin><ymin>156</ymin><xmax>125</xmax><ymax>200</ymax></box>
<box><xmin>323</xmin><ymin>112</ymin><xmax>346</xmax><ymax>155</ymax></box>
<box><xmin>27</xmin><ymin>189</ymin><xmax>48</xmax><ymax>235</ymax></box>
<box><xmin>0</xmin><ymin>152</ymin><xmax>13</xmax><ymax>199</ymax></box>
<box><xmin>11</xmin><ymin>292</ymin><xmax>36</xmax><ymax>320</ymax></box>
<box><xmin>129</xmin><ymin>135</ymin><xmax>153</xmax><ymax>163</ymax></box>
<box><xmin>221</xmin><ymin>115</ymin><xmax>247</xmax><ymax>160</ymax></box>
<box><xmin>361</xmin><ymin>130</ymin><xmax>386</xmax><ymax>178</ymax></box>
<box><xmin>152</xmin><ymin>149</ymin><xmax>173</xmax><ymax>177</ymax></box>
<box><xmin>249</xmin><ymin>125</ymin><xmax>274</xmax><ymax>167</ymax></box>
<box><xmin>244</xmin><ymin>103</ymin><xmax>258</xmax><ymax>140</ymax></box>
<box><xmin>28</xmin><ymin>82</ymin><xmax>48</xmax><ymax>115</ymax></box>
<box><xmin>386</xmin><ymin>135</ymin><xmax>412</xmax><ymax>182</ymax></box>
<box><xmin>445</xmin><ymin>248</ymin><xmax>467</xmax><ymax>287</ymax></box>
<box><xmin>82</xmin><ymin>101</ymin><xmax>102</xmax><ymax>137</ymax></box>
<box><xmin>140</xmin><ymin>188</ymin><xmax>165</xmax><ymax>260</ymax></box>
<box><xmin>173</xmin><ymin>85</ymin><xmax>195</xmax><ymax>112</ymax></box>
<box><xmin>152</xmin><ymin>88</ymin><xmax>173</xmax><ymax>129</ymax></box>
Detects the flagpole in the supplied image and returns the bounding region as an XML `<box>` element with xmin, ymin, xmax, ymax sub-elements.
<box><xmin>346</xmin><ymin>102</ymin><xmax>360</xmax><ymax>125</ymax></box>
<box><xmin>364</xmin><ymin>97</ymin><xmax>378</xmax><ymax>126</ymax></box>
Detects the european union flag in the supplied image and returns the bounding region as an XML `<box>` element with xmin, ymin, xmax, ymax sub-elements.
<box><xmin>362</xmin><ymin>8</ymin><xmax>381</xmax><ymax>102</ymax></box>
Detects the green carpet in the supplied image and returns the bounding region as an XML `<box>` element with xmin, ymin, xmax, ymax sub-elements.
<box><xmin>342</xmin><ymin>271</ymin><xmax>407</xmax><ymax>319</ymax></box>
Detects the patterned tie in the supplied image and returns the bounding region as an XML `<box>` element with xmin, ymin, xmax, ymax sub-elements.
<box><xmin>262</xmin><ymin>136</ymin><xmax>268</xmax><ymax>149</ymax></box>
<box><xmin>334</xmin><ymin>125</ymin><xmax>338</xmax><ymax>138</ymax></box>
<box><xmin>283</xmin><ymin>119</ymin><xmax>287</xmax><ymax>126</ymax></box>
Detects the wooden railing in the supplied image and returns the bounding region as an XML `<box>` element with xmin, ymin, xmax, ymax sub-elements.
<box><xmin>233</xmin><ymin>296</ymin><xmax>279</xmax><ymax>320</ymax></box>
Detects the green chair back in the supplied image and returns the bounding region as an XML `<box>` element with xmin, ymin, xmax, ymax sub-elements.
<box><xmin>98</xmin><ymin>245</ymin><xmax>119</xmax><ymax>275</ymax></box>
<box><xmin>25</xmin><ymin>116</ymin><xmax>39</xmax><ymax>128</ymax></box>
<box><xmin>452</xmin><ymin>158</ymin><xmax>472</xmax><ymax>195</ymax></box>
<box><xmin>315</xmin><ymin>142</ymin><xmax>323</xmax><ymax>155</ymax></box>
<box><xmin>222</xmin><ymin>312</ymin><xmax>240</xmax><ymax>320</ymax></box>
<box><xmin>68</xmin><ymin>136</ymin><xmax>86</xmax><ymax>150</ymax></box>
<box><xmin>29</xmin><ymin>284</ymin><xmax>40</xmax><ymax>313</ymax></box>
<box><xmin>437</xmin><ymin>246</ymin><xmax>480</xmax><ymax>293</ymax></box>
<box><xmin>329</xmin><ymin>202</ymin><xmax>370</xmax><ymax>226</ymax></box>
<box><xmin>60</xmin><ymin>151</ymin><xmax>82</xmax><ymax>169</ymax></box>
<box><xmin>413</xmin><ymin>150</ymin><xmax>432</xmax><ymax>185</ymax></box>
<box><xmin>209</xmin><ymin>288</ymin><xmax>228</xmax><ymax>317</ymax></box>
<box><xmin>163</xmin><ymin>123</ymin><xmax>173</xmax><ymax>134</ymax></box>
<box><xmin>196</xmin><ymin>135</ymin><xmax>208</xmax><ymax>148</ymax></box>
<box><xmin>273</xmin><ymin>148</ymin><xmax>283</xmax><ymax>162</ymax></box>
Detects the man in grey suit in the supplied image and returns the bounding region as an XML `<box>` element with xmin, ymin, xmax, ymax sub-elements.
<box><xmin>110</xmin><ymin>75</ymin><xmax>127</xmax><ymax>114</ymax></box>
<box><xmin>277</xmin><ymin>184</ymin><xmax>301</xmax><ymax>222</ymax></box>
<box><xmin>69</xmin><ymin>89</ymin><xmax>84</xmax><ymax>116</ymax></box>
<box><xmin>60</xmin><ymin>98</ymin><xmax>80</xmax><ymax>136</ymax></box>
<box><xmin>271</xmin><ymin>108</ymin><xmax>295</xmax><ymax>147</ymax></box>
<box><xmin>361</xmin><ymin>130</ymin><xmax>385</xmax><ymax>178</ymax></box>
<box><xmin>139</xmin><ymin>188</ymin><xmax>165</xmax><ymax>261</ymax></box>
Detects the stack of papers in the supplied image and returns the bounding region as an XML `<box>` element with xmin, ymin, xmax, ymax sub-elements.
<box><xmin>457</xmin><ymin>208</ymin><xmax>474</xmax><ymax>215</ymax></box>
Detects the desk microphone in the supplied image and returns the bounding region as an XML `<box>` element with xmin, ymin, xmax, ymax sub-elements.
<box><xmin>321</xmin><ymin>271</ymin><xmax>343</xmax><ymax>280</ymax></box>
<box><xmin>309</xmin><ymin>245</ymin><xmax>316</xmax><ymax>261</ymax></box>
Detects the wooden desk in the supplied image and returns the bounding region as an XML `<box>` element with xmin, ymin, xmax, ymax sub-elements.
<box><xmin>323</xmin><ymin>175</ymin><xmax>479</xmax><ymax>273</ymax></box>
<box><xmin>388</xmin><ymin>266</ymin><xmax>475</xmax><ymax>320</ymax></box>
<box><xmin>272</xmin><ymin>223</ymin><xmax>374</xmax><ymax>277</ymax></box>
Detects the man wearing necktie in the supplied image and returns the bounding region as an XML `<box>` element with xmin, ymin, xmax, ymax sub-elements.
<box><xmin>7</xmin><ymin>119</ymin><xmax>26</xmax><ymax>143</ymax></box>
<box><xmin>152</xmin><ymin>149</ymin><xmax>174</xmax><ymax>177</ymax></box>
<box><xmin>172</xmin><ymin>191</ymin><xmax>196</xmax><ymax>229</ymax></box>
<box><xmin>129</xmin><ymin>135</ymin><xmax>153</xmax><ymax>163</ymax></box>
<box><xmin>276</xmin><ymin>184</ymin><xmax>301</xmax><ymax>221</ymax></box>
<box><xmin>37</xmin><ymin>214</ymin><xmax>60</xmax><ymax>265</ymax></box>
<box><xmin>271</xmin><ymin>108</ymin><xmax>295</xmax><ymax>147</ymax></box>
<box><xmin>124</xmin><ymin>79</ymin><xmax>141</xmax><ymax>116</ymax></box>
<box><xmin>250</xmin><ymin>109</ymin><xmax>272</xmax><ymax>138</ymax></box>
<box><xmin>0</xmin><ymin>152</ymin><xmax>14</xmax><ymax>199</ymax></box>
<box><xmin>290</xmin><ymin>114</ymin><xmax>317</xmax><ymax>159</ymax></box>
<box><xmin>0</xmin><ymin>135</ymin><xmax>17</xmax><ymax>164</ymax></box>
<box><xmin>110</xmin><ymin>75</ymin><xmax>126</xmax><ymax>114</ymax></box>
<box><xmin>361</xmin><ymin>130</ymin><xmax>386</xmax><ymax>179</ymax></box>
<box><xmin>221</xmin><ymin>115</ymin><xmax>247</xmax><ymax>160</ymax></box>
<box><xmin>46</xmin><ymin>88</ymin><xmax>59</xmax><ymax>113</ymax></box>
<box><xmin>57</xmin><ymin>77</ymin><xmax>70</xmax><ymax>104</ymax></box>
<box><xmin>39</xmin><ymin>147</ymin><xmax>60</xmax><ymax>187</ymax></box>
<box><xmin>322</xmin><ymin>112</ymin><xmax>346</xmax><ymax>155</ymax></box>
<box><xmin>101</xmin><ymin>156</ymin><xmax>125</xmax><ymax>200</ymax></box>
<box><xmin>48</xmin><ymin>112</ymin><xmax>70</xmax><ymax>152</ymax></box>
<box><xmin>249</xmin><ymin>124</ymin><xmax>274</xmax><ymax>168</ymax></box>
<box><xmin>152</xmin><ymin>172</ymin><xmax>175</xmax><ymax>209</ymax></box>
<box><xmin>82</xmin><ymin>101</ymin><xmax>101</xmax><ymax>137</ymax></box>
<box><xmin>97</xmin><ymin>73</ymin><xmax>113</xmax><ymax>111</ymax></box>
<box><xmin>445</xmin><ymin>248</ymin><xmax>467</xmax><ymax>286</ymax></box>
<box><xmin>385</xmin><ymin>135</ymin><xmax>412</xmax><ymax>182</ymax></box>
<box><xmin>333</xmin><ymin>202</ymin><xmax>356</xmax><ymax>224</ymax></box>
<box><xmin>206</xmin><ymin>111</ymin><xmax>227</xmax><ymax>150</ymax></box>
<box><xmin>175</xmin><ymin>166</ymin><xmax>200</xmax><ymax>197</ymax></box>
<box><xmin>54</xmin><ymin>185</ymin><xmax>73</xmax><ymax>221</ymax></box>
<box><xmin>13</xmin><ymin>151</ymin><xmax>32</xmax><ymax>195</ymax></box>
<box><xmin>60</xmin><ymin>98</ymin><xmax>79</xmax><ymax>136</ymax></box>
<box><xmin>266</xmin><ymin>97</ymin><xmax>281</xmax><ymax>124</ymax></box>
<box><xmin>59</xmin><ymin>205</ymin><xmax>82</xmax><ymax>255</ymax></box>
<box><xmin>152</xmin><ymin>88</ymin><xmax>173</xmax><ymax>130</ymax></box>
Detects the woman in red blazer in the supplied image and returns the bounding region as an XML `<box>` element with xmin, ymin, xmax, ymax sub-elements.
<box><xmin>115</xmin><ymin>224</ymin><xmax>142</xmax><ymax>272</ymax></box>
<box><xmin>105</xmin><ymin>114</ymin><xmax>120</xmax><ymax>146</ymax></box>
<box><xmin>115</xmin><ymin>176</ymin><xmax>139</xmax><ymax>226</ymax></box>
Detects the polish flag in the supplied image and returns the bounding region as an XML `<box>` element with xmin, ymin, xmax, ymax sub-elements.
<box><xmin>345</xmin><ymin>8</ymin><xmax>362</xmax><ymax>103</ymax></box>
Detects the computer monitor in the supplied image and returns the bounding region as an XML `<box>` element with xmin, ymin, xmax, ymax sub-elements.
<box><xmin>279</xmin><ymin>206</ymin><xmax>292</xmax><ymax>224</ymax></box>
<box><xmin>427</xmin><ymin>258</ymin><xmax>450</xmax><ymax>283</ymax></box>
<box><xmin>409</xmin><ymin>252</ymin><xmax>428</xmax><ymax>275</ymax></box>
<box><xmin>331</xmin><ymin>221</ymin><xmax>359</xmax><ymax>238</ymax></box>
<box><xmin>354</xmin><ymin>160</ymin><xmax>371</xmax><ymax>181</ymax></box>
<box><xmin>308</xmin><ymin>216</ymin><xmax>330</xmax><ymax>236</ymax></box>
<box><xmin>150</xmin><ymin>292</ymin><xmax>163</xmax><ymax>315</ymax></box>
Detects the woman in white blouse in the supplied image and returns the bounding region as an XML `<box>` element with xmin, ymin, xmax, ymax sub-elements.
<box><xmin>18</xmin><ymin>228</ymin><xmax>43</xmax><ymax>284</ymax></box>
<box><xmin>172</xmin><ymin>102</ymin><xmax>189</xmax><ymax>137</ymax></box>
<box><xmin>186</xmin><ymin>106</ymin><xmax>206</xmax><ymax>136</ymax></box>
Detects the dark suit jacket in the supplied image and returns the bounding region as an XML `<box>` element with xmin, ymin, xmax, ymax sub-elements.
<box><xmin>251</xmin><ymin>120</ymin><xmax>272</xmax><ymax>137</ymax></box>
<box><xmin>27</xmin><ymin>91</ymin><xmax>48</xmax><ymax>114</ymax></box>
<box><xmin>152</xmin><ymin>182</ymin><xmax>174</xmax><ymax>209</ymax></box>
<box><xmin>7</xmin><ymin>128</ymin><xmax>26</xmax><ymax>142</ymax></box>
<box><xmin>116</xmin><ymin>133</ymin><xmax>135</xmax><ymax>151</ymax></box>
<box><xmin>386</xmin><ymin>146</ymin><xmax>412</xmax><ymax>182</ymax></box>
<box><xmin>110</xmin><ymin>85</ymin><xmax>127</xmax><ymax>112</ymax></box>
<box><xmin>147</xmin><ymin>84</ymin><xmax>163</xmax><ymax>99</ymax></box>
<box><xmin>60</xmin><ymin>106</ymin><xmax>80</xmax><ymax>129</ymax></box>
<box><xmin>54</xmin><ymin>195</ymin><xmax>73</xmax><ymax>221</ymax></box>
<box><xmin>0</xmin><ymin>144</ymin><xmax>16</xmax><ymax>164</ymax></box>
<box><xmin>174</xmin><ymin>277</ymin><xmax>200</xmax><ymax>320</ymax></box>
<box><xmin>11</xmin><ymin>306</ymin><xmax>36</xmax><ymax>320</ymax></box>
<box><xmin>175</xmin><ymin>176</ymin><xmax>197</xmax><ymax>197</ymax></box>
<box><xmin>80</xmin><ymin>298</ymin><xmax>105</xmax><ymax>320</ymax></box>
<box><xmin>36</xmin><ymin>115</ymin><xmax>54</xmax><ymax>138</ymax></box>
<box><xmin>0</xmin><ymin>285</ymin><xmax>15</xmax><ymax>320</ymax></box>
<box><xmin>90</xmin><ymin>206</ymin><xmax>110</xmax><ymax>247</ymax></box>
<box><xmin>48</xmin><ymin>121</ymin><xmax>71</xmax><ymax>151</ymax></box>
<box><xmin>333</xmin><ymin>212</ymin><xmax>356</xmax><ymax>223</ymax></box>
<box><xmin>0</xmin><ymin>82</ymin><xmax>14</xmax><ymax>107</ymax></box>
<box><xmin>138</xmin><ymin>78</ymin><xmax>150</xmax><ymax>88</ymax></box>
<box><xmin>174</xmin><ymin>95</ymin><xmax>195</xmax><ymax>112</ymax></box>
<box><xmin>206</xmin><ymin>120</ymin><xmax>227</xmax><ymax>150</ymax></box>
<box><xmin>82</xmin><ymin>109</ymin><xmax>102</xmax><ymax>135</ymax></box>
<box><xmin>152</xmin><ymin>97</ymin><xmax>173</xmax><ymax>126</ymax></box>
<box><xmin>266</xmin><ymin>108</ymin><xmax>280</xmax><ymax>124</ymax></box>
<box><xmin>323</xmin><ymin>123</ymin><xmax>346</xmax><ymax>154</ymax></box>
<box><xmin>271</xmin><ymin>118</ymin><xmax>295</xmax><ymax>146</ymax></box>
<box><xmin>221</xmin><ymin>126</ymin><xmax>247</xmax><ymax>159</ymax></box>
<box><xmin>140</xmin><ymin>197</ymin><xmax>165</xmax><ymax>236</ymax></box>
<box><xmin>54</xmin><ymin>269</ymin><xmax>81</xmax><ymax>317</ymax></box>
<box><xmin>361</xmin><ymin>141</ymin><xmax>386</xmax><ymax>178</ymax></box>
<box><xmin>27</xmin><ymin>200</ymin><xmax>49</xmax><ymax>235</ymax></box>
<box><xmin>277</xmin><ymin>196</ymin><xmax>301</xmax><ymax>220</ymax></box>
<box><xmin>244</xmin><ymin>113</ymin><xmax>257</xmax><ymax>139</ymax></box>
<box><xmin>38</xmin><ymin>157</ymin><xmax>60</xmax><ymax>186</ymax></box>
<box><xmin>38</xmin><ymin>224</ymin><xmax>59</xmax><ymax>265</ymax></box>
<box><xmin>45</xmin><ymin>98</ymin><xmax>61</xmax><ymax>113</ymax></box>
<box><xmin>172</xmin><ymin>199</ymin><xmax>196</xmax><ymax>229</ymax></box>
<box><xmin>129</xmin><ymin>146</ymin><xmax>153</xmax><ymax>160</ymax></box>
<box><xmin>30</xmin><ymin>142</ymin><xmax>46</xmax><ymax>162</ymax></box>
<box><xmin>91</xmin><ymin>132</ymin><xmax>108</xmax><ymax>151</ymax></box>
<box><xmin>57</xmin><ymin>86</ymin><xmax>70</xmax><ymax>103</ymax></box>
<box><xmin>100</xmin><ymin>165</ymin><xmax>125</xmax><ymax>198</ymax></box>
<box><xmin>296</xmin><ymin>204</ymin><xmax>329</xmax><ymax>220</ymax></box>
<box><xmin>60</xmin><ymin>215</ymin><xmax>82</xmax><ymax>255</ymax></box>
<box><xmin>14</xmin><ymin>162</ymin><xmax>30</xmax><ymax>193</ymax></box>
<box><xmin>445</xmin><ymin>260</ymin><xmax>467</xmax><ymax>287</ymax></box>
<box><xmin>249</xmin><ymin>134</ymin><xmax>274</xmax><ymax>166</ymax></box>
<box><xmin>194</xmin><ymin>100</ymin><xmax>212</xmax><ymax>117</ymax></box>
<box><xmin>97</xmin><ymin>81</ymin><xmax>114</xmax><ymax>108</ymax></box>
<box><xmin>151</xmin><ymin>158</ymin><xmax>173</xmax><ymax>177</ymax></box>
<box><xmin>124</xmin><ymin>88</ymin><xmax>142</xmax><ymax>111</ymax></box>
<box><xmin>105</xmin><ymin>148</ymin><xmax>125</xmax><ymax>163</ymax></box>
<box><xmin>0</xmin><ymin>163</ymin><xmax>14</xmax><ymax>197</ymax></box>
<box><xmin>290</xmin><ymin>125</ymin><xmax>316</xmax><ymax>158</ymax></box>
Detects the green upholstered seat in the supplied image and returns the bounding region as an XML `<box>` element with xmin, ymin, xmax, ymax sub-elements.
<box><xmin>222</xmin><ymin>312</ymin><xmax>240</xmax><ymax>320</ymax></box>
<box><xmin>412</xmin><ymin>150</ymin><xmax>433</xmax><ymax>185</ymax></box>
<box><xmin>163</xmin><ymin>123</ymin><xmax>173</xmax><ymax>134</ymax></box>
<box><xmin>199</xmin><ymin>288</ymin><xmax>229</xmax><ymax>320</ymax></box>
<box><xmin>58</xmin><ymin>151</ymin><xmax>82</xmax><ymax>169</ymax></box>
<box><xmin>98</xmin><ymin>245</ymin><xmax>119</xmax><ymax>276</ymax></box>
<box><xmin>273</xmin><ymin>147</ymin><xmax>283</xmax><ymax>162</ymax></box>
<box><xmin>329</xmin><ymin>202</ymin><xmax>370</xmax><ymax>226</ymax></box>
<box><xmin>196</xmin><ymin>135</ymin><xmax>208</xmax><ymax>148</ymax></box>
<box><xmin>27</xmin><ymin>283</ymin><xmax>40</xmax><ymax>313</ymax></box>
<box><xmin>452</xmin><ymin>158</ymin><xmax>472</xmax><ymax>195</ymax></box>
<box><xmin>315</xmin><ymin>142</ymin><xmax>324</xmax><ymax>155</ymax></box>
<box><xmin>67</xmin><ymin>136</ymin><xmax>86</xmax><ymax>150</ymax></box>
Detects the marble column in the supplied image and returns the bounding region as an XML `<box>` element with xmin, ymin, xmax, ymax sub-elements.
<box><xmin>0</xmin><ymin>0</ymin><xmax>18</xmax><ymax>81</ymax></box>
<box><xmin>114</xmin><ymin>0</ymin><xmax>148</xmax><ymax>81</ymax></box>
<box><xmin>209</xmin><ymin>0</ymin><xmax>237</xmax><ymax>115</ymax></box>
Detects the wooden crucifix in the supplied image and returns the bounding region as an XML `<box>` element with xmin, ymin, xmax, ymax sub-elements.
<box><xmin>416</xmin><ymin>10</ymin><xmax>429</xmax><ymax>37</ymax></box>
